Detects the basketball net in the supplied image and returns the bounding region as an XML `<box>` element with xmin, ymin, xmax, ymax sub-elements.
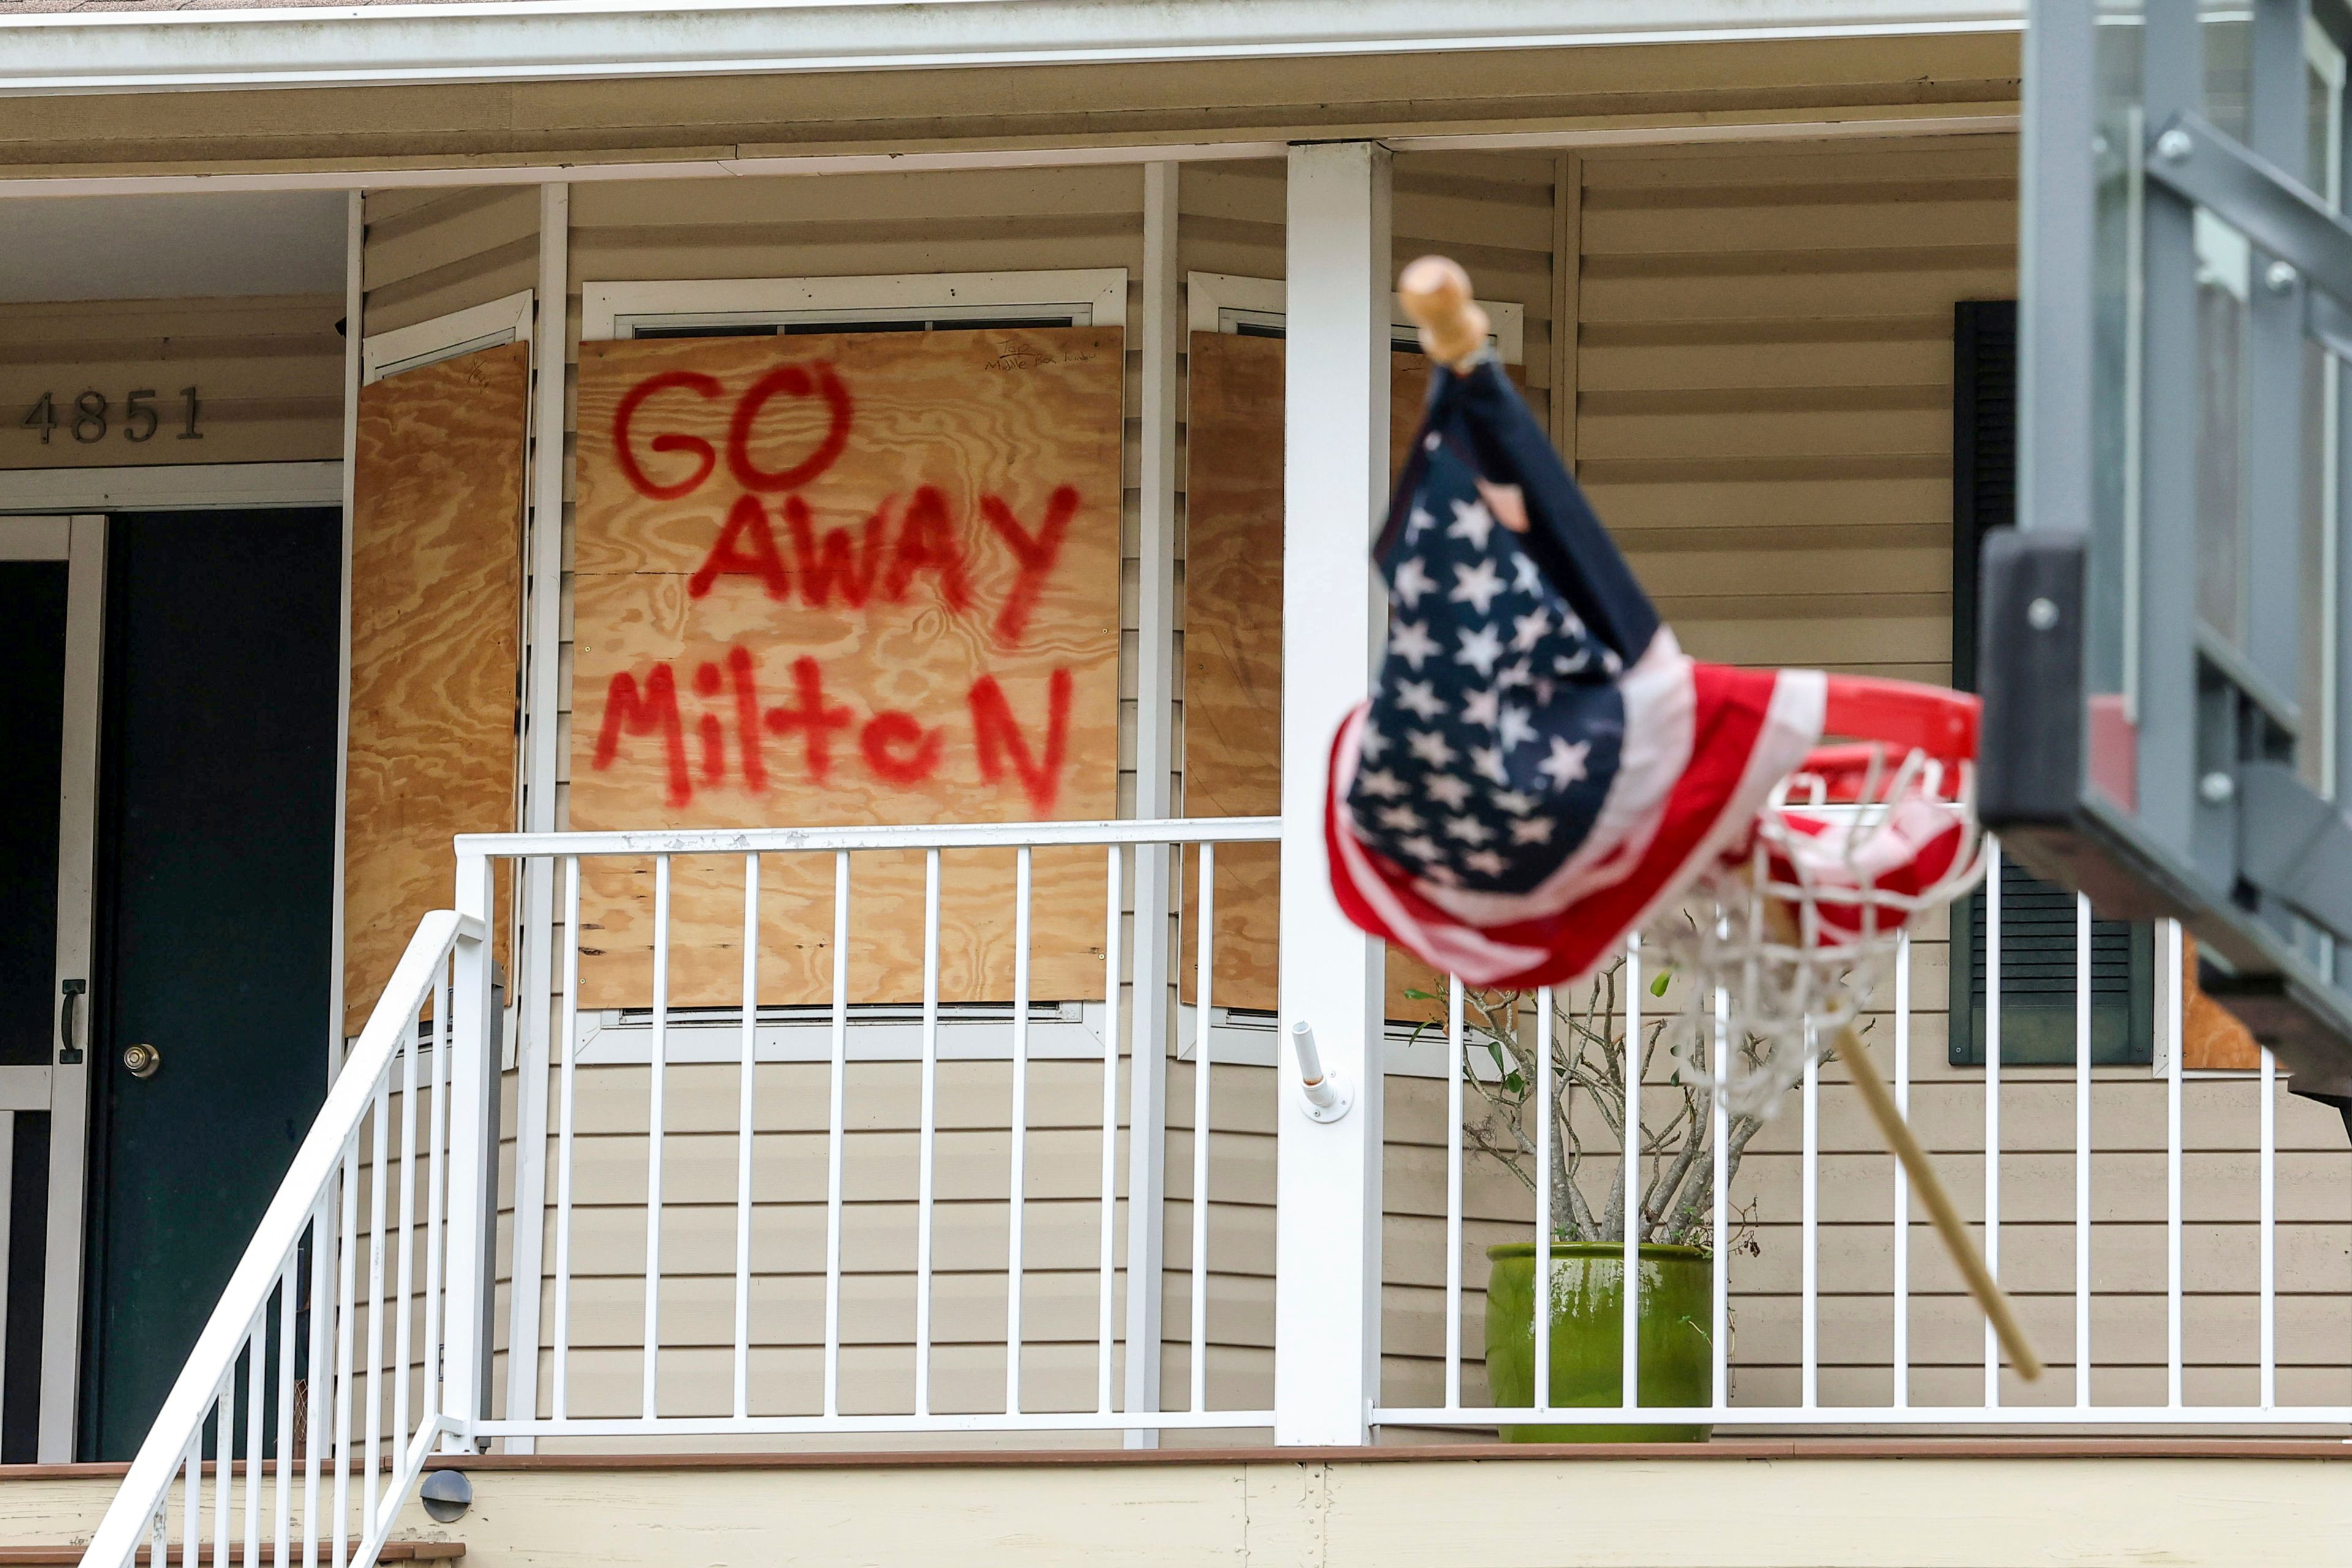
<box><xmin>1646</xmin><ymin>741</ymin><xmax>1989</xmax><ymax>1118</ymax></box>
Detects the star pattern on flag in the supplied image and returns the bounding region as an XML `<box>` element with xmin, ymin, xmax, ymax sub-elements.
<box><xmin>1539</xmin><ymin>737</ymin><xmax>1591</xmax><ymax>790</ymax></box>
<box><xmin>1455</xmin><ymin>624</ymin><xmax>1505</xmax><ymax>678</ymax></box>
<box><xmin>1392</xmin><ymin>556</ymin><xmax>1438</xmax><ymax>608</ymax></box>
<box><xmin>1348</xmin><ymin>422</ymin><xmax>1627</xmax><ymax>895</ymax></box>
<box><xmin>1449</xmin><ymin>559</ymin><xmax>1506</xmax><ymax>614</ymax></box>
<box><xmin>1389</xmin><ymin>619</ymin><xmax>1440</xmax><ymax>669</ymax></box>
<box><xmin>1447</xmin><ymin>497</ymin><xmax>1497</xmax><ymax>551</ymax></box>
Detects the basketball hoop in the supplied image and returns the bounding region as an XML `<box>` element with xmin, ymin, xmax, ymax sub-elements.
<box><xmin>1647</xmin><ymin>674</ymin><xmax>1988</xmax><ymax>1119</ymax></box>
<box><xmin>1635</xmin><ymin>673</ymin><xmax>2038</xmax><ymax>1378</ymax></box>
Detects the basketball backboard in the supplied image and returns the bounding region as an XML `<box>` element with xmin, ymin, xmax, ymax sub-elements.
<box><xmin>1989</xmin><ymin>0</ymin><xmax>2352</xmax><ymax>1093</ymax></box>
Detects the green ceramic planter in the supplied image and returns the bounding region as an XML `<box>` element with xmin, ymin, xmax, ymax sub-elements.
<box><xmin>1483</xmin><ymin>1242</ymin><xmax>1713</xmax><ymax>1442</ymax></box>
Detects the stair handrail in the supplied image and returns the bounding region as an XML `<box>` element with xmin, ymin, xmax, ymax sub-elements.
<box><xmin>80</xmin><ymin>908</ymin><xmax>488</xmax><ymax>1568</ymax></box>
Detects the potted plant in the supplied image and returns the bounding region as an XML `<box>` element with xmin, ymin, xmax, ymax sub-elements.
<box><xmin>1432</xmin><ymin>957</ymin><xmax>1784</xmax><ymax>1442</ymax></box>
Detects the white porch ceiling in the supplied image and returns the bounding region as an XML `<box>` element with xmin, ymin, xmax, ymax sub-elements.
<box><xmin>0</xmin><ymin>190</ymin><xmax>346</xmax><ymax>301</ymax></box>
<box><xmin>0</xmin><ymin>0</ymin><xmax>2026</xmax><ymax>95</ymax></box>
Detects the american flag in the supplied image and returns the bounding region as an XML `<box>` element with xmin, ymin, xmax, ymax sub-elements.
<box><xmin>1327</xmin><ymin>356</ymin><xmax>1827</xmax><ymax>989</ymax></box>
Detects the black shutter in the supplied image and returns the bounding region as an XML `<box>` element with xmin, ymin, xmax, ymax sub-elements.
<box><xmin>1948</xmin><ymin>301</ymin><xmax>2154</xmax><ymax>1066</ymax></box>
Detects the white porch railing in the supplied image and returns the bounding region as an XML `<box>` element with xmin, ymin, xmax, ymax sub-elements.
<box><xmin>481</xmin><ymin>816</ymin><xmax>1285</xmax><ymax>1441</ymax></box>
<box><xmin>79</xmin><ymin>907</ymin><xmax>494</xmax><ymax>1568</ymax></box>
<box><xmin>78</xmin><ymin>821</ymin><xmax>2352</xmax><ymax>1568</ymax></box>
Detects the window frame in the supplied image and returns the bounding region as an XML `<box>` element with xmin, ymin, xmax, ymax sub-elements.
<box><xmin>1185</xmin><ymin>270</ymin><xmax>1526</xmax><ymax>363</ymax></box>
<box><xmin>579</xmin><ymin>269</ymin><xmax>1129</xmax><ymax>342</ymax></box>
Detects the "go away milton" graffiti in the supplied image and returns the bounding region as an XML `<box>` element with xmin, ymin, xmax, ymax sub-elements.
<box><xmin>588</xmin><ymin>361</ymin><xmax>1088</xmax><ymax>815</ymax></box>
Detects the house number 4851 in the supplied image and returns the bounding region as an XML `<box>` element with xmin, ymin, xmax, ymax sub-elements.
<box><xmin>20</xmin><ymin>388</ymin><xmax>203</xmax><ymax>445</ymax></box>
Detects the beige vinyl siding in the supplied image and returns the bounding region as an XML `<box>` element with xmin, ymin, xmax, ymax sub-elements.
<box><xmin>363</xmin><ymin>187</ymin><xmax>542</xmax><ymax>333</ymax></box>
<box><xmin>1377</xmin><ymin>136</ymin><xmax>2352</xmax><ymax>1425</ymax></box>
<box><xmin>349</xmin><ymin>153</ymin><xmax>1559</xmax><ymax>1444</ymax></box>
<box><xmin>0</xmin><ymin>294</ymin><xmax>342</xmax><ymax>469</ymax></box>
<box><xmin>438</xmin><ymin>166</ymin><xmax>1177</xmax><ymax>1440</ymax></box>
<box><xmin>342</xmin><ymin>121</ymin><xmax>2345</xmax><ymax>1444</ymax></box>
<box><xmin>1577</xmin><ymin>135</ymin><xmax>2017</xmax><ymax>685</ymax></box>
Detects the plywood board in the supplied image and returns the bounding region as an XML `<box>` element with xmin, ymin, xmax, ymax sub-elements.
<box><xmin>2181</xmin><ymin>932</ymin><xmax>2262</xmax><ymax>1071</ymax></box>
<box><xmin>570</xmin><ymin>328</ymin><xmax>1123</xmax><ymax>1008</ymax></box>
<box><xmin>1180</xmin><ymin>332</ymin><xmax>1458</xmax><ymax>1018</ymax></box>
<box><xmin>344</xmin><ymin>340</ymin><xmax>527</xmax><ymax>1033</ymax></box>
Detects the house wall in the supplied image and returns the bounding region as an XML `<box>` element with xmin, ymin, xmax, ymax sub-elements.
<box><xmin>331</xmin><ymin>123</ymin><xmax>2352</xmax><ymax>1444</ymax></box>
<box><xmin>19</xmin><ymin>25</ymin><xmax>2323</xmax><ymax>1445</ymax></box>
<box><xmin>0</xmin><ymin>295</ymin><xmax>342</xmax><ymax>472</ymax></box>
<box><xmin>347</xmin><ymin>151</ymin><xmax>1563</xmax><ymax>1438</ymax></box>
<box><xmin>366</xmin><ymin>166</ymin><xmax>1167</xmax><ymax>1432</ymax></box>
<box><xmin>1382</xmin><ymin>134</ymin><xmax>2352</xmax><ymax>1427</ymax></box>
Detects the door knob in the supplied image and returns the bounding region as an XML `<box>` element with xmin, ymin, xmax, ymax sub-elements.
<box><xmin>122</xmin><ymin>1042</ymin><xmax>160</xmax><ymax>1079</ymax></box>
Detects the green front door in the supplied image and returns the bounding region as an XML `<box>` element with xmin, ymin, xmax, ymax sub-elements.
<box><xmin>80</xmin><ymin>508</ymin><xmax>342</xmax><ymax>1460</ymax></box>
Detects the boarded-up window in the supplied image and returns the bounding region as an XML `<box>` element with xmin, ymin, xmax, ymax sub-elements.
<box><xmin>1181</xmin><ymin>330</ymin><xmax>1474</xmax><ymax>1019</ymax></box>
<box><xmin>342</xmin><ymin>341</ymin><xmax>527</xmax><ymax>1034</ymax></box>
<box><xmin>568</xmin><ymin>328</ymin><xmax>1123</xmax><ymax>1008</ymax></box>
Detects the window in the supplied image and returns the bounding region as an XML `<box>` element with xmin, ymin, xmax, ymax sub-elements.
<box><xmin>1950</xmin><ymin>299</ymin><xmax>2156</xmax><ymax>1066</ymax></box>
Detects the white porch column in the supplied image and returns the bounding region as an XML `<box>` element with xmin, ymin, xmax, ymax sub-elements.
<box><xmin>1121</xmin><ymin>160</ymin><xmax>1181</xmax><ymax>1442</ymax></box>
<box><xmin>503</xmin><ymin>179</ymin><xmax>571</xmax><ymax>1450</ymax></box>
<box><xmin>1274</xmin><ymin>139</ymin><xmax>1389</xmax><ymax>1447</ymax></box>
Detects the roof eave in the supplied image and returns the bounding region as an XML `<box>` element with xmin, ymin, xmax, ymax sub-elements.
<box><xmin>0</xmin><ymin>0</ymin><xmax>2026</xmax><ymax>97</ymax></box>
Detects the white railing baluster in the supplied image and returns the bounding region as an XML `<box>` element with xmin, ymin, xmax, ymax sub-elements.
<box><xmin>2076</xmin><ymin>893</ymin><xmax>2092</xmax><ymax>1410</ymax></box>
<box><xmin>1623</xmin><ymin>938</ymin><xmax>1642</xmax><ymax>1412</ymax></box>
<box><xmin>210</xmin><ymin>1381</ymin><xmax>228</xmax><ymax>1568</ymax></box>
<box><xmin>1006</xmin><ymin>846</ymin><xmax>1032</xmax><ymax>1417</ymax></box>
<box><xmin>271</xmin><ymin>1259</ymin><xmax>295</xmax><ymax>1568</ymax></box>
<box><xmin>243</xmin><ymin>1306</ymin><xmax>263</xmax><ymax>1568</ymax></box>
<box><xmin>916</xmin><ymin>847</ymin><xmax>942</xmax><ymax>1419</ymax></box>
<box><xmin>1985</xmin><ymin>838</ymin><xmax>2002</xmax><ymax>1408</ymax></box>
<box><xmin>1444</xmin><ymin>975</ymin><xmax>1464</xmax><ymax>1412</ymax></box>
<box><xmin>332</xmin><ymin>1141</ymin><xmax>357</xmax><ymax>1568</ymax></box>
<box><xmin>823</xmin><ymin>852</ymin><xmax>850</xmax><ymax>1419</ymax></box>
<box><xmin>1190</xmin><ymin>842</ymin><xmax>1214</xmax><ymax>1415</ymax></box>
<box><xmin>393</xmin><ymin>1028</ymin><xmax>418</xmax><ymax>1455</ymax></box>
<box><xmin>1893</xmin><ymin>930</ymin><xmax>1911</xmax><ymax>1409</ymax></box>
<box><xmin>1710</xmin><ymin>980</ymin><xmax>1728</xmax><ymax>1413</ymax></box>
<box><xmin>2261</xmin><ymin>1044</ymin><xmax>2277</xmax><ymax>1411</ymax></box>
<box><xmin>643</xmin><ymin>854</ymin><xmax>670</xmax><ymax>1420</ymax></box>
<box><xmin>304</xmin><ymin>1194</ymin><xmax>329</xmax><ymax>1568</ymax></box>
<box><xmin>363</xmin><ymin>1091</ymin><xmax>387</xmax><ymax>1528</ymax></box>
<box><xmin>734</xmin><ymin>853</ymin><xmax>760</xmax><ymax>1422</ymax></box>
<box><xmin>1801</xmin><ymin>1022</ymin><xmax>1818</xmax><ymax>1410</ymax></box>
<box><xmin>1097</xmin><ymin>845</ymin><xmax>1122</xmax><ymax>1417</ymax></box>
<box><xmin>552</xmin><ymin>859</ymin><xmax>579</xmax><ymax>1419</ymax></box>
<box><xmin>1534</xmin><ymin>989</ymin><xmax>1553</xmax><ymax>1416</ymax></box>
<box><xmin>2167</xmin><ymin>920</ymin><xmax>2185</xmax><ymax>1410</ymax></box>
<box><xmin>179</xmin><ymin>1440</ymin><xmax>198</xmax><ymax>1568</ymax></box>
<box><xmin>424</xmin><ymin>963</ymin><xmax>451</xmax><ymax>1439</ymax></box>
